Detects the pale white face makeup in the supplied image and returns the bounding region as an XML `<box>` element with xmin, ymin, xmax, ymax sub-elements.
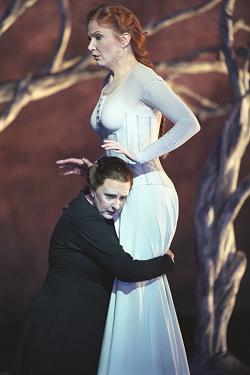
<box><xmin>87</xmin><ymin>20</ymin><xmax>127</xmax><ymax>69</ymax></box>
<box><xmin>91</xmin><ymin>178</ymin><xmax>131</xmax><ymax>220</ymax></box>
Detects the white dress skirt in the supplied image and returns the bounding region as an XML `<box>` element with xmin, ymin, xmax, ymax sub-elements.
<box><xmin>90</xmin><ymin>63</ymin><xmax>199</xmax><ymax>375</ymax></box>
<box><xmin>97</xmin><ymin>174</ymin><xmax>190</xmax><ymax>375</ymax></box>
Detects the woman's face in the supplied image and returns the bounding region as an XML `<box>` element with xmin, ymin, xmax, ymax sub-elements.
<box><xmin>87</xmin><ymin>20</ymin><xmax>124</xmax><ymax>69</ymax></box>
<box><xmin>92</xmin><ymin>178</ymin><xmax>130</xmax><ymax>220</ymax></box>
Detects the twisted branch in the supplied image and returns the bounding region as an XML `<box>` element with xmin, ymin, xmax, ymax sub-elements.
<box><xmin>0</xmin><ymin>0</ymin><xmax>39</xmax><ymax>37</ymax></box>
<box><xmin>234</xmin><ymin>19</ymin><xmax>250</xmax><ymax>34</ymax></box>
<box><xmin>193</xmin><ymin>0</ymin><xmax>249</xmax><ymax>362</ymax></box>
<box><xmin>42</xmin><ymin>0</ymin><xmax>71</xmax><ymax>73</ymax></box>
<box><xmin>219</xmin><ymin>176</ymin><xmax>250</xmax><ymax>234</ymax></box>
<box><xmin>0</xmin><ymin>57</ymin><xmax>103</xmax><ymax>133</ymax></box>
<box><xmin>221</xmin><ymin>0</ymin><xmax>241</xmax><ymax>99</ymax></box>
<box><xmin>145</xmin><ymin>0</ymin><xmax>223</xmax><ymax>35</ymax></box>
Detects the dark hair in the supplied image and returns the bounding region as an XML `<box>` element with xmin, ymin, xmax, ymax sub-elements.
<box><xmin>86</xmin><ymin>4</ymin><xmax>154</xmax><ymax>69</ymax></box>
<box><xmin>88</xmin><ymin>156</ymin><xmax>133</xmax><ymax>190</ymax></box>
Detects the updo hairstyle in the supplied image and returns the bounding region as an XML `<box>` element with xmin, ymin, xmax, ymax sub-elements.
<box><xmin>88</xmin><ymin>156</ymin><xmax>133</xmax><ymax>190</ymax></box>
<box><xmin>86</xmin><ymin>4</ymin><xmax>154</xmax><ymax>69</ymax></box>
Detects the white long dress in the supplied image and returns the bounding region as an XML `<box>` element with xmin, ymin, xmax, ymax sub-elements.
<box><xmin>90</xmin><ymin>63</ymin><xmax>200</xmax><ymax>375</ymax></box>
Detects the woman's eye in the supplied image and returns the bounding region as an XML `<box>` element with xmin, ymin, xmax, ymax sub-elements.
<box><xmin>105</xmin><ymin>194</ymin><xmax>114</xmax><ymax>199</ymax></box>
<box><xmin>95</xmin><ymin>34</ymin><xmax>102</xmax><ymax>40</ymax></box>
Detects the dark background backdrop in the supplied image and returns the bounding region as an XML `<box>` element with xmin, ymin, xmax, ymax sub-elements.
<box><xmin>0</xmin><ymin>0</ymin><xmax>249</xmax><ymax>370</ymax></box>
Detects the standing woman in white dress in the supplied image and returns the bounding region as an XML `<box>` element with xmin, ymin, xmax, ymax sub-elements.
<box><xmin>57</xmin><ymin>4</ymin><xmax>200</xmax><ymax>374</ymax></box>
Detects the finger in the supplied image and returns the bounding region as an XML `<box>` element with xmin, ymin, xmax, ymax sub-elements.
<box><xmin>60</xmin><ymin>170</ymin><xmax>81</xmax><ymax>176</ymax></box>
<box><xmin>56</xmin><ymin>158</ymin><xmax>77</xmax><ymax>164</ymax></box>
<box><xmin>58</xmin><ymin>164</ymin><xmax>76</xmax><ymax>169</ymax></box>
<box><xmin>101</xmin><ymin>143</ymin><xmax>116</xmax><ymax>148</ymax></box>
<box><xmin>101</xmin><ymin>143</ymin><xmax>121</xmax><ymax>149</ymax></box>
<box><xmin>102</xmin><ymin>140</ymin><xmax>119</xmax><ymax>146</ymax></box>
<box><xmin>103</xmin><ymin>139</ymin><xmax>117</xmax><ymax>143</ymax></box>
<box><xmin>56</xmin><ymin>158</ymin><xmax>82</xmax><ymax>165</ymax></box>
<box><xmin>57</xmin><ymin>165</ymin><xmax>70</xmax><ymax>169</ymax></box>
<box><xmin>101</xmin><ymin>146</ymin><xmax>121</xmax><ymax>152</ymax></box>
<box><xmin>59</xmin><ymin>171</ymin><xmax>73</xmax><ymax>175</ymax></box>
<box><xmin>81</xmin><ymin>158</ymin><xmax>93</xmax><ymax>167</ymax></box>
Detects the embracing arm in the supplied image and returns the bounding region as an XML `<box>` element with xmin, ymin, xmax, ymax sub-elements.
<box><xmin>73</xmin><ymin>209</ymin><xmax>174</xmax><ymax>282</ymax></box>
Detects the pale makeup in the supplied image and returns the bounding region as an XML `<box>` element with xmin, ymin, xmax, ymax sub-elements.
<box><xmin>87</xmin><ymin>20</ymin><xmax>125</xmax><ymax>70</ymax></box>
<box><xmin>89</xmin><ymin>178</ymin><xmax>131</xmax><ymax>220</ymax></box>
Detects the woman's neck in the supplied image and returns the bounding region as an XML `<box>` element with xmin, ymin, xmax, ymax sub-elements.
<box><xmin>108</xmin><ymin>50</ymin><xmax>139</xmax><ymax>80</ymax></box>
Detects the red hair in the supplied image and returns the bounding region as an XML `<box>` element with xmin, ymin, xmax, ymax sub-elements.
<box><xmin>86</xmin><ymin>4</ymin><xmax>154</xmax><ymax>69</ymax></box>
<box><xmin>86</xmin><ymin>4</ymin><xmax>166</xmax><ymax>136</ymax></box>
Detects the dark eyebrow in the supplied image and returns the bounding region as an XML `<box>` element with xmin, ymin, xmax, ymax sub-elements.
<box><xmin>89</xmin><ymin>31</ymin><xmax>103</xmax><ymax>37</ymax></box>
<box><xmin>120</xmin><ymin>195</ymin><xmax>128</xmax><ymax>199</ymax></box>
<box><xmin>104</xmin><ymin>193</ymin><xmax>128</xmax><ymax>199</ymax></box>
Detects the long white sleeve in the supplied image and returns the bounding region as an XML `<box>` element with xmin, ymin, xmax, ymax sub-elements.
<box><xmin>136</xmin><ymin>70</ymin><xmax>200</xmax><ymax>163</ymax></box>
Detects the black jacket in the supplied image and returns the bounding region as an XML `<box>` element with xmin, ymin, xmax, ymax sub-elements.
<box><xmin>13</xmin><ymin>191</ymin><xmax>174</xmax><ymax>375</ymax></box>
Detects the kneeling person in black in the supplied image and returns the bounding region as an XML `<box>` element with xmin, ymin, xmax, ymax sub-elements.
<box><xmin>13</xmin><ymin>156</ymin><xmax>174</xmax><ymax>375</ymax></box>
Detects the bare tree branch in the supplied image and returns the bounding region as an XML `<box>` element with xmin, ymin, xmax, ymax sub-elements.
<box><xmin>0</xmin><ymin>0</ymin><xmax>39</xmax><ymax>37</ymax></box>
<box><xmin>172</xmin><ymin>83</ymin><xmax>224</xmax><ymax>109</ymax></box>
<box><xmin>157</xmin><ymin>45</ymin><xmax>250</xmax><ymax>80</ymax></box>
<box><xmin>169</xmin><ymin>82</ymin><xmax>232</xmax><ymax>118</ymax></box>
<box><xmin>0</xmin><ymin>57</ymin><xmax>96</xmax><ymax>94</ymax></box>
<box><xmin>0</xmin><ymin>74</ymin><xmax>33</xmax><ymax>133</ymax></box>
<box><xmin>42</xmin><ymin>0</ymin><xmax>71</xmax><ymax>73</ymax></box>
<box><xmin>0</xmin><ymin>57</ymin><xmax>103</xmax><ymax>133</ymax></box>
<box><xmin>241</xmin><ymin>46</ymin><xmax>250</xmax><ymax>94</ymax></box>
<box><xmin>165</xmin><ymin>46</ymin><xmax>222</xmax><ymax>64</ymax></box>
<box><xmin>195</xmin><ymin>259</ymin><xmax>215</xmax><ymax>357</ymax></box>
<box><xmin>213</xmin><ymin>249</ymin><xmax>247</xmax><ymax>353</ymax></box>
<box><xmin>0</xmin><ymin>81</ymin><xmax>17</xmax><ymax>103</ymax></box>
<box><xmin>221</xmin><ymin>0</ymin><xmax>241</xmax><ymax>99</ymax></box>
<box><xmin>220</xmin><ymin>176</ymin><xmax>250</xmax><ymax>230</ymax></box>
<box><xmin>145</xmin><ymin>0</ymin><xmax>223</xmax><ymax>36</ymax></box>
<box><xmin>234</xmin><ymin>19</ymin><xmax>250</xmax><ymax>34</ymax></box>
<box><xmin>216</xmin><ymin>102</ymin><xmax>241</xmax><ymax>196</ymax></box>
<box><xmin>157</xmin><ymin>60</ymin><xmax>228</xmax><ymax>78</ymax></box>
<box><xmin>0</xmin><ymin>58</ymin><xmax>227</xmax><ymax>106</ymax></box>
<box><xmin>193</xmin><ymin>1</ymin><xmax>250</xmax><ymax>366</ymax></box>
<box><xmin>191</xmin><ymin>104</ymin><xmax>231</xmax><ymax>120</ymax></box>
<box><xmin>170</xmin><ymin>83</ymin><xmax>232</xmax><ymax>119</ymax></box>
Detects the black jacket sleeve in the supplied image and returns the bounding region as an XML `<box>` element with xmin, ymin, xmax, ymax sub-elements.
<box><xmin>71</xmin><ymin>202</ymin><xmax>175</xmax><ymax>282</ymax></box>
